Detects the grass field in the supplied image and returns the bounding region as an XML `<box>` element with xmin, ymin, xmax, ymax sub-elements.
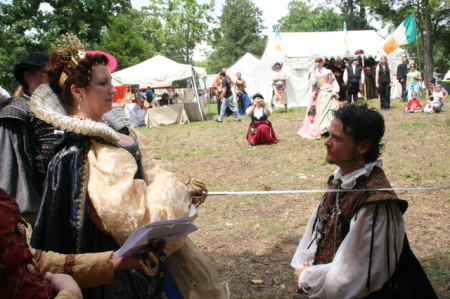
<box><xmin>137</xmin><ymin>98</ymin><xmax>450</xmax><ymax>298</ymax></box>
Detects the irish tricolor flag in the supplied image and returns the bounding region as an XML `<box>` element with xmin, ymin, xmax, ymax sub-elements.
<box><xmin>383</xmin><ymin>13</ymin><xmax>417</xmax><ymax>54</ymax></box>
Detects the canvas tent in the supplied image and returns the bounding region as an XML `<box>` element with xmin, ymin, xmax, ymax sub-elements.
<box><xmin>227</xmin><ymin>52</ymin><xmax>260</xmax><ymax>97</ymax></box>
<box><xmin>256</xmin><ymin>30</ymin><xmax>405</xmax><ymax>107</ymax></box>
<box><xmin>112</xmin><ymin>55</ymin><xmax>207</xmax><ymax>119</ymax></box>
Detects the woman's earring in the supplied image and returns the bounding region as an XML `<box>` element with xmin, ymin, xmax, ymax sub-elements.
<box><xmin>78</xmin><ymin>98</ymin><xmax>82</xmax><ymax>111</ymax></box>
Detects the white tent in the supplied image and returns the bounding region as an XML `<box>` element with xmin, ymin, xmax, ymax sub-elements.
<box><xmin>112</xmin><ymin>55</ymin><xmax>207</xmax><ymax>120</ymax></box>
<box><xmin>227</xmin><ymin>52</ymin><xmax>261</xmax><ymax>97</ymax></box>
<box><xmin>256</xmin><ymin>30</ymin><xmax>405</xmax><ymax>107</ymax></box>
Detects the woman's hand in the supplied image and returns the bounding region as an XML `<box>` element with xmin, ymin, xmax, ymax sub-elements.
<box><xmin>109</xmin><ymin>251</ymin><xmax>142</xmax><ymax>271</ymax></box>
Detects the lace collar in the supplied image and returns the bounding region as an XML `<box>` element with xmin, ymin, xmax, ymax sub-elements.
<box><xmin>331</xmin><ymin>159</ymin><xmax>383</xmax><ymax>189</ymax></box>
<box><xmin>29</xmin><ymin>84</ymin><xmax>120</xmax><ymax>143</ymax></box>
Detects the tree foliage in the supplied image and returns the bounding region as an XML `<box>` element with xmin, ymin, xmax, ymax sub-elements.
<box><xmin>145</xmin><ymin>0</ymin><xmax>215</xmax><ymax>64</ymax></box>
<box><xmin>335</xmin><ymin>0</ymin><xmax>371</xmax><ymax>30</ymax></box>
<box><xmin>279</xmin><ymin>1</ymin><xmax>343</xmax><ymax>32</ymax></box>
<box><xmin>0</xmin><ymin>0</ymin><xmax>130</xmax><ymax>88</ymax></box>
<box><xmin>98</xmin><ymin>9</ymin><xmax>160</xmax><ymax>70</ymax></box>
<box><xmin>362</xmin><ymin>0</ymin><xmax>450</xmax><ymax>82</ymax></box>
<box><xmin>206</xmin><ymin>0</ymin><xmax>265</xmax><ymax>74</ymax></box>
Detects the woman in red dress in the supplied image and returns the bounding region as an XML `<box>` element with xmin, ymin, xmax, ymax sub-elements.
<box><xmin>246</xmin><ymin>93</ymin><xmax>278</xmax><ymax>146</ymax></box>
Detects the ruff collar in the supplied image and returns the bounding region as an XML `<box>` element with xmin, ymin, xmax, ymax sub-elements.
<box><xmin>331</xmin><ymin>159</ymin><xmax>383</xmax><ymax>189</ymax></box>
<box><xmin>29</xmin><ymin>84</ymin><xmax>120</xmax><ymax>143</ymax></box>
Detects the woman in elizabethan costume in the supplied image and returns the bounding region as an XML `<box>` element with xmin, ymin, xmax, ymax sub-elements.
<box><xmin>246</xmin><ymin>93</ymin><xmax>278</xmax><ymax>146</ymax></box>
<box><xmin>30</xmin><ymin>34</ymin><xmax>225</xmax><ymax>299</ymax></box>
<box><xmin>271</xmin><ymin>62</ymin><xmax>288</xmax><ymax>112</ymax></box>
<box><xmin>298</xmin><ymin>57</ymin><xmax>341</xmax><ymax>139</ymax></box>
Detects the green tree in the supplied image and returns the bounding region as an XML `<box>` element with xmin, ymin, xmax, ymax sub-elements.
<box><xmin>363</xmin><ymin>0</ymin><xmax>450</xmax><ymax>82</ymax></box>
<box><xmin>98</xmin><ymin>9</ymin><xmax>160</xmax><ymax>70</ymax></box>
<box><xmin>336</xmin><ymin>0</ymin><xmax>371</xmax><ymax>30</ymax></box>
<box><xmin>44</xmin><ymin>0</ymin><xmax>131</xmax><ymax>46</ymax></box>
<box><xmin>206</xmin><ymin>0</ymin><xmax>265</xmax><ymax>74</ymax></box>
<box><xmin>146</xmin><ymin>0</ymin><xmax>215</xmax><ymax>64</ymax></box>
<box><xmin>279</xmin><ymin>0</ymin><xmax>343</xmax><ymax>32</ymax></box>
<box><xmin>0</xmin><ymin>0</ymin><xmax>131</xmax><ymax>88</ymax></box>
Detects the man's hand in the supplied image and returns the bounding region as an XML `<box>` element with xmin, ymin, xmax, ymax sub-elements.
<box><xmin>45</xmin><ymin>272</ymin><xmax>83</xmax><ymax>299</ymax></box>
<box><xmin>294</xmin><ymin>261</ymin><xmax>310</xmax><ymax>293</ymax></box>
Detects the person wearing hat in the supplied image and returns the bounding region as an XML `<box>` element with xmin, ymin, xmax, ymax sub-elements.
<box><xmin>271</xmin><ymin>61</ymin><xmax>288</xmax><ymax>112</ymax></box>
<box><xmin>0</xmin><ymin>52</ymin><xmax>61</xmax><ymax>224</ymax></box>
<box><xmin>245</xmin><ymin>93</ymin><xmax>278</xmax><ymax>145</ymax></box>
<box><xmin>298</xmin><ymin>57</ymin><xmax>341</xmax><ymax>139</ymax></box>
<box><xmin>343</xmin><ymin>56</ymin><xmax>365</xmax><ymax>103</ymax></box>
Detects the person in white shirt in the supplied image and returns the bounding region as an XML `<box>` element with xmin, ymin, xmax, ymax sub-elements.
<box><xmin>292</xmin><ymin>104</ymin><xmax>437</xmax><ymax>298</ymax></box>
<box><xmin>343</xmin><ymin>57</ymin><xmax>365</xmax><ymax>103</ymax></box>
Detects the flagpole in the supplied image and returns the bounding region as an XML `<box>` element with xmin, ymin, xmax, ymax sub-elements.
<box><xmin>413</xmin><ymin>13</ymin><xmax>422</xmax><ymax>72</ymax></box>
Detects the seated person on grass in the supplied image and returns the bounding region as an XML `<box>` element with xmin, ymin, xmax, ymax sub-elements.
<box><xmin>405</xmin><ymin>91</ymin><xmax>422</xmax><ymax>113</ymax></box>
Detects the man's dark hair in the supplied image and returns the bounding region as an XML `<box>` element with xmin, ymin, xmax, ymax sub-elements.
<box><xmin>219</xmin><ymin>71</ymin><xmax>226</xmax><ymax>77</ymax></box>
<box><xmin>333</xmin><ymin>103</ymin><xmax>385</xmax><ymax>163</ymax></box>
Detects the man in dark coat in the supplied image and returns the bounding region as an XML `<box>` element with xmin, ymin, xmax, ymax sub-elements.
<box><xmin>343</xmin><ymin>57</ymin><xmax>365</xmax><ymax>103</ymax></box>
<box><xmin>397</xmin><ymin>56</ymin><xmax>408</xmax><ymax>102</ymax></box>
<box><xmin>0</xmin><ymin>52</ymin><xmax>60</xmax><ymax>224</ymax></box>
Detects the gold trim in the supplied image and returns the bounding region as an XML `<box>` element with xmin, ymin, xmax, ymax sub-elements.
<box><xmin>29</xmin><ymin>84</ymin><xmax>119</xmax><ymax>144</ymax></box>
<box><xmin>75</xmin><ymin>144</ymin><xmax>90</xmax><ymax>252</ymax></box>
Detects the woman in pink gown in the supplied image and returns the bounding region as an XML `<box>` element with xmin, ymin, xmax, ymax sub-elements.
<box><xmin>298</xmin><ymin>57</ymin><xmax>341</xmax><ymax>139</ymax></box>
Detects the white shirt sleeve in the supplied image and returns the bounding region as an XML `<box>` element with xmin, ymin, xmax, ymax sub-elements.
<box><xmin>310</xmin><ymin>71</ymin><xmax>318</xmax><ymax>86</ymax></box>
<box><xmin>361</xmin><ymin>68</ymin><xmax>365</xmax><ymax>84</ymax></box>
<box><xmin>292</xmin><ymin>203</ymin><xmax>405</xmax><ymax>299</ymax></box>
<box><xmin>331</xmin><ymin>73</ymin><xmax>340</xmax><ymax>94</ymax></box>
<box><xmin>343</xmin><ymin>69</ymin><xmax>348</xmax><ymax>83</ymax></box>
<box><xmin>0</xmin><ymin>87</ymin><xmax>11</xmax><ymax>100</ymax></box>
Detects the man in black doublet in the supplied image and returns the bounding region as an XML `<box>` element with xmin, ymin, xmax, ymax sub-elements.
<box><xmin>0</xmin><ymin>52</ymin><xmax>60</xmax><ymax>223</ymax></box>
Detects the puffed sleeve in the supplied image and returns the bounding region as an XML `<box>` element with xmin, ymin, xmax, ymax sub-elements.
<box><xmin>86</xmin><ymin>128</ymin><xmax>192</xmax><ymax>255</ymax></box>
<box><xmin>31</xmin><ymin>248</ymin><xmax>114</xmax><ymax>289</ymax></box>
<box><xmin>296</xmin><ymin>203</ymin><xmax>405</xmax><ymax>298</ymax></box>
<box><xmin>309</xmin><ymin>71</ymin><xmax>318</xmax><ymax>86</ymax></box>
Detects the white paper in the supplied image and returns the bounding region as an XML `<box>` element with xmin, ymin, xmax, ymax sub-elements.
<box><xmin>118</xmin><ymin>206</ymin><xmax>198</xmax><ymax>257</ymax></box>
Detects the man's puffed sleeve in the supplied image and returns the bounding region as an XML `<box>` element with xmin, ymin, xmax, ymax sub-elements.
<box><xmin>296</xmin><ymin>203</ymin><xmax>405</xmax><ymax>298</ymax></box>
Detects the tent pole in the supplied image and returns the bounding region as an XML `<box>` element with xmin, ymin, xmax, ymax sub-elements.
<box><xmin>191</xmin><ymin>67</ymin><xmax>204</xmax><ymax>121</ymax></box>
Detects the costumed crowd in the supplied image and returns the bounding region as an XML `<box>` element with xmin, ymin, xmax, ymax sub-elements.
<box><xmin>0</xmin><ymin>32</ymin><xmax>439</xmax><ymax>299</ymax></box>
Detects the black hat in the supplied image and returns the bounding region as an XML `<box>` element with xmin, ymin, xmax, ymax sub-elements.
<box><xmin>14</xmin><ymin>52</ymin><xmax>49</xmax><ymax>85</ymax></box>
<box><xmin>253</xmin><ymin>93</ymin><xmax>264</xmax><ymax>100</ymax></box>
<box><xmin>350</xmin><ymin>56</ymin><xmax>359</xmax><ymax>62</ymax></box>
